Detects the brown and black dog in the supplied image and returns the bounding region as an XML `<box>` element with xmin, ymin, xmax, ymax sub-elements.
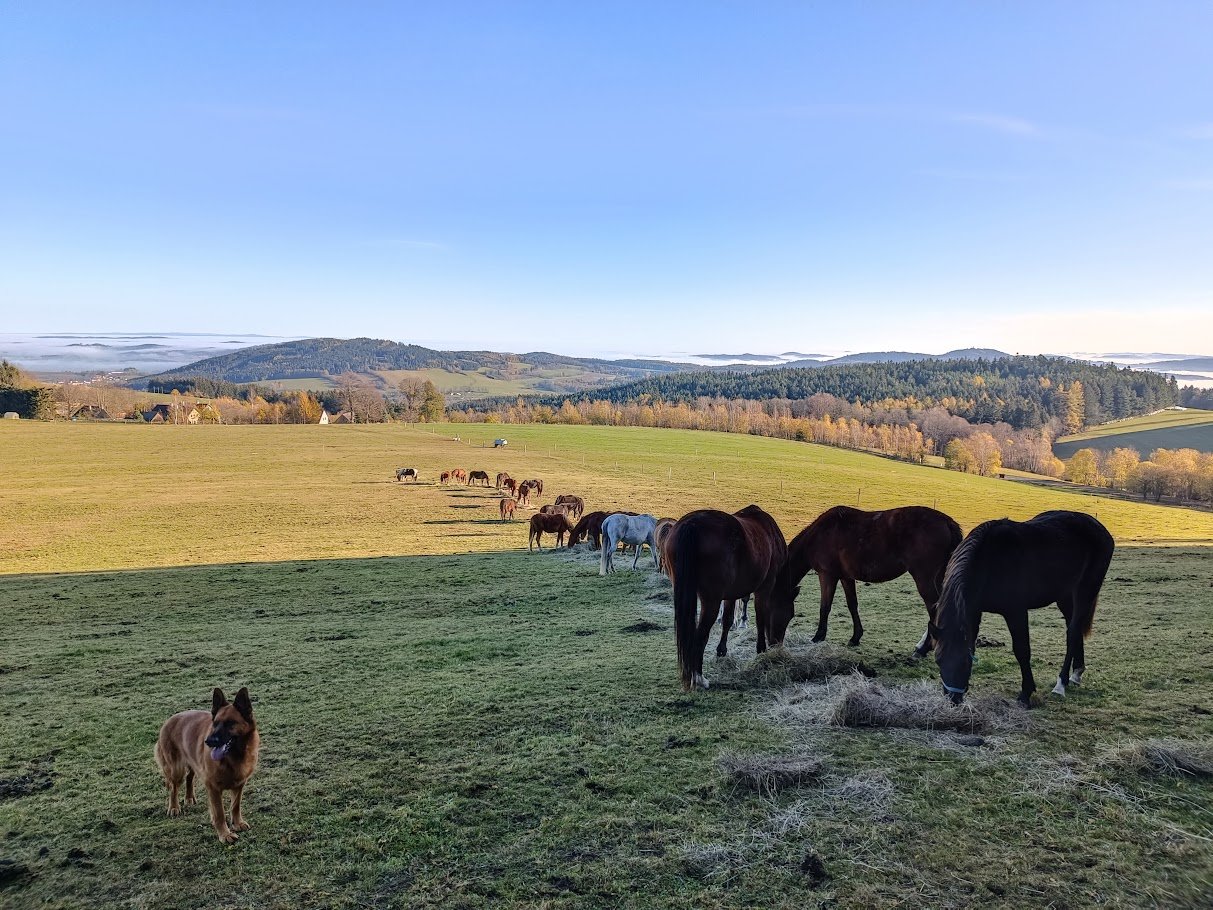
<box><xmin>155</xmin><ymin>687</ymin><xmax>260</xmax><ymax>844</ymax></box>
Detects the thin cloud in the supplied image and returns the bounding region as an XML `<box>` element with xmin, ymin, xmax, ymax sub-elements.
<box><xmin>947</xmin><ymin>112</ymin><xmax>1039</xmax><ymax>136</ymax></box>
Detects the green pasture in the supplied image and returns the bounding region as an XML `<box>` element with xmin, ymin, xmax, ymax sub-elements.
<box><xmin>1</xmin><ymin>423</ymin><xmax>1211</xmax><ymax>908</ymax></box>
<box><xmin>1055</xmin><ymin>410</ymin><xmax>1213</xmax><ymax>458</ymax></box>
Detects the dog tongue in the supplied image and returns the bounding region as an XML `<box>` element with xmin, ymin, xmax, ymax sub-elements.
<box><xmin>210</xmin><ymin>743</ymin><xmax>229</xmax><ymax>761</ymax></box>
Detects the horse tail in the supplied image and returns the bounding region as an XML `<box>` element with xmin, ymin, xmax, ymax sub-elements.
<box><xmin>937</xmin><ymin>516</ymin><xmax>964</xmax><ymax>594</ymax></box>
<box><xmin>672</xmin><ymin>524</ymin><xmax>699</xmax><ymax>689</ymax></box>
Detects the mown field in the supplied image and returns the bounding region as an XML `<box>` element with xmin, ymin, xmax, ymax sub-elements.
<box><xmin>1054</xmin><ymin>410</ymin><xmax>1213</xmax><ymax>458</ymax></box>
<box><xmin>2</xmin><ymin>423</ymin><xmax>1212</xmax><ymax>908</ymax></box>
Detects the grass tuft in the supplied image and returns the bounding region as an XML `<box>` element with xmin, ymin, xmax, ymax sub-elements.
<box><xmin>772</xmin><ymin>672</ymin><xmax>1029</xmax><ymax>734</ymax></box>
<box><xmin>1098</xmin><ymin>738</ymin><xmax>1213</xmax><ymax>778</ymax></box>
<box><xmin>717</xmin><ymin>751</ymin><xmax>825</xmax><ymax>795</ymax></box>
<box><xmin>715</xmin><ymin>643</ymin><xmax>871</xmax><ymax>689</ymax></box>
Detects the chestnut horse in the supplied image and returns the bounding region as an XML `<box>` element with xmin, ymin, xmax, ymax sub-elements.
<box><xmin>499</xmin><ymin>498</ymin><xmax>517</xmax><ymax>521</ymax></box>
<box><xmin>516</xmin><ymin>481</ymin><xmax>536</xmax><ymax>506</ymax></box>
<box><xmin>771</xmin><ymin>506</ymin><xmax>963</xmax><ymax>656</ymax></box>
<box><xmin>653</xmin><ymin>517</ymin><xmax>677</xmax><ymax>574</ymax></box>
<box><xmin>450</xmin><ymin>468</ymin><xmax>468</xmax><ymax>484</ymax></box>
<box><xmin>468</xmin><ymin>470</ymin><xmax>491</xmax><ymax>486</ymax></box>
<box><xmin>934</xmin><ymin>510</ymin><xmax>1114</xmax><ymax>706</ymax></box>
<box><xmin>668</xmin><ymin>506</ymin><xmax>787</xmax><ymax>690</ymax></box>
<box><xmin>554</xmin><ymin>495</ymin><xmax>584</xmax><ymax>520</ymax></box>
<box><xmin>539</xmin><ymin>503</ymin><xmax>571</xmax><ymax>517</ymax></box>
<box><xmin>528</xmin><ymin>511</ymin><xmax>573</xmax><ymax>550</ymax></box>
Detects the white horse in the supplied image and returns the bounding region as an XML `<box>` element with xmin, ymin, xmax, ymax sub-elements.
<box><xmin>600</xmin><ymin>513</ymin><xmax>659</xmax><ymax>575</ymax></box>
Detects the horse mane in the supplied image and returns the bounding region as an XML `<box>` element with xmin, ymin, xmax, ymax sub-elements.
<box><xmin>935</xmin><ymin>521</ymin><xmax>995</xmax><ymax>649</ymax></box>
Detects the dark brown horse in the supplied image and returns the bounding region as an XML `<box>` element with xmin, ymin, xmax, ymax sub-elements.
<box><xmin>770</xmin><ymin>506</ymin><xmax>963</xmax><ymax>655</ymax></box>
<box><xmin>468</xmin><ymin>470</ymin><xmax>491</xmax><ymax>486</ymax></box>
<box><xmin>501</xmin><ymin>477</ymin><xmax>517</xmax><ymax>496</ymax></box>
<box><xmin>554</xmin><ymin>495</ymin><xmax>584</xmax><ymax>519</ymax></box>
<box><xmin>567</xmin><ymin>510</ymin><xmax>637</xmax><ymax>549</ymax></box>
<box><xmin>499</xmin><ymin>498</ymin><xmax>517</xmax><ymax>521</ymax></box>
<box><xmin>934</xmin><ymin>511</ymin><xmax>1114</xmax><ymax>706</ymax></box>
<box><xmin>439</xmin><ymin>471</ymin><xmax>452</xmax><ymax>484</ymax></box>
<box><xmin>524</xmin><ymin>478</ymin><xmax>543</xmax><ymax>496</ymax></box>
<box><xmin>528</xmin><ymin>511</ymin><xmax>573</xmax><ymax>550</ymax></box>
<box><xmin>668</xmin><ymin>506</ymin><xmax>788</xmax><ymax>690</ymax></box>
<box><xmin>495</xmin><ymin>472</ymin><xmax>512</xmax><ymax>489</ymax></box>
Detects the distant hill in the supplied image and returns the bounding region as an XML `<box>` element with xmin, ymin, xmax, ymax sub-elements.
<box><xmin>135</xmin><ymin>337</ymin><xmax>700</xmax><ymax>401</ymax></box>
<box><xmin>1141</xmin><ymin>357</ymin><xmax>1213</xmax><ymax>371</ymax></box>
<box><xmin>769</xmin><ymin>348</ymin><xmax>1011</xmax><ymax>370</ymax></box>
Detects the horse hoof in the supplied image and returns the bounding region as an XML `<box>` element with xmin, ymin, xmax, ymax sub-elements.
<box><xmin>811</xmin><ymin>634</ymin><xmax>825</xmax><ymax>644</ymax></box>
<box><xmin>847</xmin><ymin>637</ymin><xmax>861</xmax><ymax>648</ymax></box>
<box><xmin>1069</xmin><ymin>669</ymin><xmax>1084</xmax><ymax>686</ymax></box>
<box><xmin>715</xmin><ymin>647</ymin><xmax>727</xmax><ymax>657</ymax></box>
<box><xmin>1017</xmin><ymin>695</ymin><xmax>1033</xmax><ymax>709</ymax></box>
<box><xmin>692</xmin><ymin>674</ymin><xmax>710</xmax><ymax>690</ymax></box>
<box><xmin>1051</xmin><ymin>678</ymin><xmax>1067</xmax><ymax>697</ymax></box>
<box><xmin>910</xmin><ymin>649</ymin><xmax>926</xmax><ymax>661</ymax></box>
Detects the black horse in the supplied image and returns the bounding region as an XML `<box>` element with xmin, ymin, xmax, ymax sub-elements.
<box><xmin>934</xmin><ymin>511</ymin><xmax>1114</xmax><ymax>706</ymax></box>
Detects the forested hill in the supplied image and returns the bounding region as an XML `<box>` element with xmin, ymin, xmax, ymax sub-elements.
<box><xmin>535</xmin><ymin>356</ymin><xmax>1179</xmax><ymax>429</ymax></box>
<box><xmin>137</xmin><ymin>337</ymin><xmax>694</xmax><ymax>385</ymax></box>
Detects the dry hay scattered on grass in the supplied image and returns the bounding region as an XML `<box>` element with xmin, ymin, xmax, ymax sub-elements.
<box><xmin>718</xmin><ymin>751</ymin><xmax>825</xmax><ymax>795</ymax></box>
<box><xmin>1097</xmin><ymin>738</ymin><xmax>1213</xmax><ymax>779</ymax></box>
<box><xmin>713</xmin><ymin>643</ymin><xmax>872</xmax><ymax>689</ymax></box>
<box><xmin>771</xmin><ymin>671</ymin><xmax>1030</xmax><ymax>735</ymax></box>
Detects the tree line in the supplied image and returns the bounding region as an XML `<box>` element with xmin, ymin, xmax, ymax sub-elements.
<box><xmin>1062</xmin><ymin>446</ymin><xmax>1213</xmax><ymax>504</ymax></box>
<box><xmin>524</xmin><ymin>356</ymin><xmax>1179</xmax><ymax>430</ymax></box>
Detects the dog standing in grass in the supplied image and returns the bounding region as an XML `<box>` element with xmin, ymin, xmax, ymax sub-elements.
<box><xmin>156</xmin><ymin>687</ymin><xmax>260</xmax><ymax>844</ymax></box>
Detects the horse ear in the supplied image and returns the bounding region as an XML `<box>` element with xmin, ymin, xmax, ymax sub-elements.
<box><xmin>233</xmin><ymin>687</ymin><xmax>253</xmax><ymax>721</ymax></box>
<box><xmin>211</xmin><ymin>688</ymin><xmax>227</xmax><ymax>716</ymax></box>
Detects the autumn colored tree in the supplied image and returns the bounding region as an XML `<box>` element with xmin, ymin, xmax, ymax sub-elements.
<box><xmin>1063</xmin><ymin>448</ymin><xmax>1103</xmax><ymax>486</ymax></box>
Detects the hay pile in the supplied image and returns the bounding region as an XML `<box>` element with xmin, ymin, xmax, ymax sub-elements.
<box><xmin>714</xmin><ymin>643</ymin><xmax>871</xmax><ymax>689</ymax></box>
<box><xmin>717</xmin><ymin>751</ymin><xmax>825</xmax><ymax>795</ymax></box>
<box><xmin>772</xmin><ymin>672</ymin><xmax>1029</xmax><ymax>735</ymax></box>
<box><xmin>1098</xmin><ymin>738</ymin><xmax>1213</xmax><ymax>778</ymax></box>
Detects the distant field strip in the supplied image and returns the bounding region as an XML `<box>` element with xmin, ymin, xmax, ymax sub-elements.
<box><xmin>1054</xmin><ymin>411</ymin><xmax>1213</xmax><ymax>458</ymax></box>
<box><xmin>3</xmin><ymin>422</ymin><xmax>1212</xmax><ymax>575</ymax></box>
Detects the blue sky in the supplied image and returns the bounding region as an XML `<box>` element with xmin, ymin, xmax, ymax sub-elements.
<box><xmin>2</xmin><ymin>3</ymin><xmax>1211</xmax><ymax>356</ymax></box>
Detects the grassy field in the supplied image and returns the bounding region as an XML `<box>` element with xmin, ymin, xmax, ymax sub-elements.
<box><xmin>1055</xmin><ymin>410</ymin><xmax>1213</xmax><ymax>458</ymax></box>
<box><xmin>2</xmin><ymin>423</ymin><xmax>1212</xmax><ymax>908</ymax></box>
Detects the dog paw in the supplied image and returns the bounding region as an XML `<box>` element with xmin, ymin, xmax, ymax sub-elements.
<box><xmin>167</xmin><ymin>807</ymin><xmax>182</xmax><ymax>818</ymax></box>
<box><xmin>217</xmin><ymin>831</ymin><xmax>239</xmax><ymax>844</ymax></box>
<box><xmin>185</xmin><ymin>795</ymin><xmax>197</xmax><ymax>806</ymax></box>
<box><xmin>232</xmin><ymin>820</ymin><xmax>251</xmax><ymax>832</ymax></box>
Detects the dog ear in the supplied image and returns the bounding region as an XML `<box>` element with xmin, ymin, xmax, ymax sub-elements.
<box><xmin>211</xmin><ymin>688</ymin><xmax>227</xmax><ymax>716</ymax></box>
<box><xmin>233</xmin><ymin>687</ymin><xmax>253</xmax><ymax>721</ymax></box>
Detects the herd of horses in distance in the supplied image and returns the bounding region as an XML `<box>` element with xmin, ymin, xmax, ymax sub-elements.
<box><xmin>397</xmin><ymin>462</ymin><xmax>1115</xmax><ymax>707</ymax></box>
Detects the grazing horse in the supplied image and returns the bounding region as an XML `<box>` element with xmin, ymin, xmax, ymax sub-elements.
<box><xmin>439</xmin><ymin>471</ymin><xmax>452</xmax><ymax>485</ymax></box>
<box><xmin>450</xmin><ymin>468</ymin><xmax>468</xmax><ymax>484</ymax></box>
<box><xmin>934</xmin><ymin>511</ymin><xmax>1114</xmax><ymax>706</ymax></box>
<box><xmin>395</xmin><ymin>467</ymin><xmax>418</xmax><ymax>482</ymax></box>
<box><xmin>495</xmin><ymin>472</ymin><xmax>512</xmax><ymax>489</ymax></box>
<box><xmin>771</xmin><ymin>506</ymin><xmax>963</xmax><ymax>655</ymax></box>
<box><xmin>524</xmin><ymin>478</ymin><xmax>543</xmax><ymax>496</ymax></box>
<box><xmin>539</xmin><ymin>503</ymin><xmax>571</xmax><ymax>517</ymax></box>
<box><xmin>554</xmin><ymin>495</ymin><xmax>585</xmax><ymax>519</ymax></box>
<box><xmin>468</xmin><ymin>470</ymin><xmax>491</xmax><ymax>486</ymax></box>
<box><xmin>668</xmin><ymin>506</ymin><xmax>788</xmax><ymax>690</ymax></box>
<box><xmin>567</xmin><ymin>510</ymin><xmax>634</xmax><ymax>549</ymax></box>
<box><xmin>501</xmin><ymin>477</ymin><xmax>517</xmax><ymax>496</ymax></box>
<box><xmin>528</xmin><ymin>511</ymin><xmax>573</xmax><ymax>550</ymax></box>
<box><xmin>653</xmin><ymin>517</ymin><xmax>678</xmax><ymax>574</ymax></box>
<box><xmin>499</xmin><ymin>498</ymin><xmax>517</xmax><ymax>521</ymax></box>
<box><xmin>516</xmin><ymin>481</ymin><xmax>535</xmax><ymax>506</ymax></box>
<box><xmin>600</xmin><ymin>513</ymin><xmax>659</xmax><ymax>575</ymax></box>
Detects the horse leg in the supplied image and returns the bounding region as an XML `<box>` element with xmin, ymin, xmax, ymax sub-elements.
<box><xmin>910</xmin><ymin>571</ymin><xmax>939</xmax><ymax>659</ymax></box>
<box><xmin>716</xmin><ymin>600</ymin><xmax>734</xmax><ymax>657</ymax></box>
<box><xmin>754</xmin><ymin>595</ymin><xmax>768</xmax><ymax>653</ymax></box>
<box><xmin>695</xmin><ymin>594</ymin><xmax>722</xmax><ymax>687</ymax></box>
<box><xmin>840</xmin><ymin>578</ymin><xmax>863</xmax><ymax>646</ymax></box>
<box><xmin>1004</xmin><ymin>610</ymin><xmax>1037</xmax><ymax>706</ymax></box>
<box><xmin>1054</xmin><ymin>594</ymin><xmax>1082</xmax><ymax>694</ymax></box>
<box><xmin>812</xmin><ymin>575</ymin><xmax>838</xmax><ymax>643</ymax></box>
